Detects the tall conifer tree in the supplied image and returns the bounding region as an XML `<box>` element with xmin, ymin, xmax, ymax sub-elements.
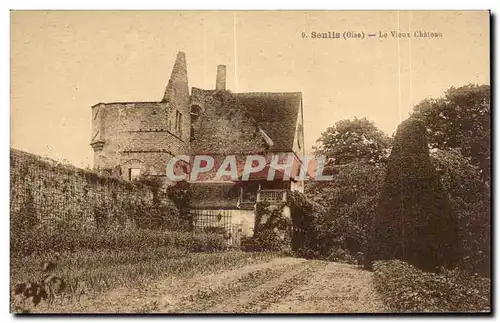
<box><xmin>367</xmin><ymin>118</ymin><xmax>457</xmax><ymax>272</ymax></box>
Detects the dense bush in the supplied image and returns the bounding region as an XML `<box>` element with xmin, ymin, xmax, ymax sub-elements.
<box><xmin>241</xmin><ymin>231</ymin><xmax>288</xmax><ymax>252</ymax></box>
<box><xmin>167</xmin><ymin>180</ymin><xmax>193</xmax><ymax>229</ymax></box>
<box><xmin>306</xmin><ymin>163</ymin><xmax>385</xmax><ymax>257</ymax></box>
<box><xmin>373</xmin><ymin>260</ymin><xmax>490</xmax><ymax>312</ymax></box>
<box><xmin>11</xmin><ymin>225</ymin><xmax>227</xmax><ymax>258</ymax></box>
<box><xmin>431</xmin><ymin>149</ymin><xmax>490</xmax><ymax>276</ymax></box>
<box><xmin>324</xmin><ymin>247</ymin><xmax>357</xmax><ymax>264</ymax></box>
<box><xmin>131</xmin><ymin>199</ymin><xmax>189</xmax><ymax>232</ymax></box>
<box><xmin>308</xmin><ymin>117</ymin><xmax>390</xmax><ymax>262</ymax></box>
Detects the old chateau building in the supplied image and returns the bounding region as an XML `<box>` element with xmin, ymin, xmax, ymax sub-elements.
<box><xmin>90</xmin><ymin>52</ymin><xmax>305</xmax><ymax>240</ymax></box>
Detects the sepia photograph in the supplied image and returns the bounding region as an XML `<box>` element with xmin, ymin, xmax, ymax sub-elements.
<box><xmin>9</xmin><ymin>10</ymin><xmax>491</xmax><ymax>314</ymax></box>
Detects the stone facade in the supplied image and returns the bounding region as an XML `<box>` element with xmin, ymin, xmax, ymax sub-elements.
<box><xmin>90</xmin><ymin>51</ymin><xmax>305</xmax><ymax>186</ymax></box>
<box><xmin>91</xmin><ymin>52</ymin><xmax>191</xmax><ymax>182</ymax></box>
<box><xmin>89</xmin><ymin>51</ymin><xmax>305</xmax><ymax>239</ymax></box>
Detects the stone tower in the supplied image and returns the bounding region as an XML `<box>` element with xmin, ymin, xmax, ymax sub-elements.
<box><xmin>163</xmin><ymin>51</ymin><xmax>191</xmax><ymax>143</ymax></box>
<box><xmin>90</xmin><ymin>51</ymin><xmax>191</xmax><ymax>181</ymax></box>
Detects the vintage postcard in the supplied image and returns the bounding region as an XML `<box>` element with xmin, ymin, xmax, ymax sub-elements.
<box><xmin>10</xmin><ymin>10</ymin><xmax>491</xmax><ymax>314</ymax></box>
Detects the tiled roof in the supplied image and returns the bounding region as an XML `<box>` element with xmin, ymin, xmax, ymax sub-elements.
<box><xmin>235</xmin><ymin>92</ymin><xmax>301</xmax><ymax>151</ymax></box>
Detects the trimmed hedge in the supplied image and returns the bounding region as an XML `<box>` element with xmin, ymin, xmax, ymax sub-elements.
<box><xmin>373</xmin><ymin>260</ymin><xmax>490</xmax><ymax>312</ymax></box>
<box><xmin>11</xmin><ymin>226</ymin><xmax>227</xmax><ymax>258</ymax></box>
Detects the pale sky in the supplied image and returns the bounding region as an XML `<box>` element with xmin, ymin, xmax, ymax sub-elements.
<box><xmin>11</xmin><ymin>11</ymin><xmax>490</xmax><ymax>167</ymax></box>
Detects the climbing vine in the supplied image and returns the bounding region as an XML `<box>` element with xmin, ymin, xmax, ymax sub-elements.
<box><xmin>241</xmin><ymin>201</ymin><xmax>291</xmax><ymax>252</ymax></box>
<box><xmin>241</xmin><ymin>191</ymin><xmax>316</xmax><ymax>252</ymax></box>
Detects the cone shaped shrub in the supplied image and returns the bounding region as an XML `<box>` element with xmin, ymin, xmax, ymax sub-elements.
<box><xmin>367</xmin><ymin>118</ymin><xmax>458</xmax><ymax>272</ymax></box>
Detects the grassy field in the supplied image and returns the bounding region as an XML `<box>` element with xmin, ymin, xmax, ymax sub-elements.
<box><xmin>11</xmin><ymin>248</ymin><xmax>279</xmax><ymax>313</ymax></box>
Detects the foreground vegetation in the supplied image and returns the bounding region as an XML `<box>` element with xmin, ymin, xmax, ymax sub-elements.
<box><xmin>373</xmin><ymin>260</ymin><xmax>490</xmax><ymax>312</ymax></box>
<box><xmin>10</xmin><ymin>223</ymin><xmax>283</xmax><ymax>312</ymax></box>
<box><xmin>11</xmin><ymin>247</ymin><xmax>279</xmax><ymax>312</ymax></box>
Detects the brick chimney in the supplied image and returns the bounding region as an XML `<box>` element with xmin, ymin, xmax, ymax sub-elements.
<box><xmin>215</xmin><ymin>65</ymin><xmax>226</xmax><ymax>90</ymax></box>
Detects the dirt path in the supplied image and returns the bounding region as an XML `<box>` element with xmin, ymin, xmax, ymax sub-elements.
<box><xmin>38</xmin><ymin>257</ymin><xmax>388</xmax><ymax>313</ymax></box>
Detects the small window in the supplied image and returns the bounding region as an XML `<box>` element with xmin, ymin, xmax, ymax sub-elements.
<box><xmin>297</xmin><ymin>124</ymin><xmax>303</xmax><ymax>150</ymax></box>
<box><xmin>174</xmin><ymin>110</ymin><xmax>183</xmax><ymax>136</ymax></box>
<box><xmin>178</xmin><ymin>112</ymin><xmax>183</xmax><ymax>136</ymax></box>
<box><xmin>128</xmin><ymin>168</ymin><xmax>141</xmax><ymax>181</ymax></box>
<box><xmin>174</xmin><ymin>111</ymin><xmax>180</xmax><ymax>132</ymax></box>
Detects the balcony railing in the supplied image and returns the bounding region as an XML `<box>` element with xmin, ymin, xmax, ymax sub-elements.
<box><xmin>256</xmin><ymin>189</ymin><xmax>287</xmax><ymax>202</ymax></box>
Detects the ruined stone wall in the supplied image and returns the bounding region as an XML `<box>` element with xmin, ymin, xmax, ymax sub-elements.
<box><xmin>91</xmin><ymin>102</ymin><xmax>189</xmax><ymax>180</ymax></box>
<box><xmin>10</xmin><ymin>149</ymin><xmax>156</xmax><ymax>231</ymax></box>
<box><xmin>91</xmin><ymin>52</ymin><xmax>192</xmax><ymax>180</ymax></box>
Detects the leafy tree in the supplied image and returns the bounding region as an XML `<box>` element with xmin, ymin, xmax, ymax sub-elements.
<box><xmin>314</xmin><ymin>117</ymin><xmax>392</xmax><ymax>168</ymax></box>
<box><xmin>306</xmin><ymin>162</ymin><xmax>386</xmax><ymax>256</ymax></box>
<box><xmin>306</xmin><ymin>118</ymin><xmax>390</xmax><ymax>261</ymax></box>
<box><xmin>412</xmin><ymin>84</ymin><xmax>490</xmax><ymax>184</ymax></box>
<box><xmin>431</xmin><ymin>149</ymin><xmax>490</xmax><ymax>276</ymax></box>
<box><xmin>367</xmin><ymin>118</ymin><xmax>458</xmax><ymax>273</ymax></box>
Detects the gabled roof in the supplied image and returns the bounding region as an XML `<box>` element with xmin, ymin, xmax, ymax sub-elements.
<box><xmin>235</xmin><ymin>92</ymin><xmax>302</xmax><ymax>151</ymax></box>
